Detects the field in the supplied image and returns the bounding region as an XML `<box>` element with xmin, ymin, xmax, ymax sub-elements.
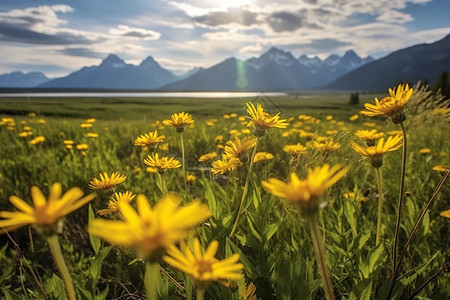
<box><xmin>0</xmin><ymin>87</ymin><xmax>449</xmax><ymax>300</ymax></box>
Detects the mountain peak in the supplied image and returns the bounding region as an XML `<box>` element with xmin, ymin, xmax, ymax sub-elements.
<box><xmin>100</xmin><ymin>54</ymin><xmax>126</xmax><ymax>68</ymax></box>
<box><xmin>139</xmin><ymin>56</ymin><xmax>158</xmax><ymax>68</ymax></box>
<box><xmin>343</xmin><ymin>50</ymin><xmax>358</xmax><ymax>59</ymax></box>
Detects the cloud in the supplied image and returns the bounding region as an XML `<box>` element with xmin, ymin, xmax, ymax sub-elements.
<box><xmin>239</xmin><ymin>44</ymin><xmax>264</xmax><ymax>55</ymax></box>
<box><xmin>376</xmin><ymin>10</ymin><xmax>413</xmax><ymax>24</ymax></box>
<box><xmin>193</xmin><ymin>7</ymin><xmax>259</xmax><ymax>27</ymax></box>
<box><xmin>58</xmin><ymin>48</ymin><xmax>105</xmax><ymax>58</ymax></box>
<box><xmin>109</xmin><ymin>25</ymin><xmax>161</xmax><ymax>40</ymax></box>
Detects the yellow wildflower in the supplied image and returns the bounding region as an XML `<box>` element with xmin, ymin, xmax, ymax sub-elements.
<box><xmin>419</xmin><ymin>148</ymin><xmax>431</xmax><ymax>155</ymax></box>
<box><xmin>224</xmin><ymin>136</ymin><xmax>257</xmax><ymax>160</ymax></box>
<box><xmin>29</xmin><ymin>136</ymin><xmax>45</xmax><ymax>145</ymax></box>
<box><xmin>211</xmin><ymin>156</ymin><xmax>241</xmax><ymax>175</ymax></box>
<box><xmin>283</xmin><ymin>143</ymin><xmax>307</xmax><ymax>156</ymax></box>
<box><xmin>262</xmin><ymin>164</ymin><xmax>349</xmax><ymax>216</ymax></box>
<box><xmin>163</xmin><ymin>238</ymin><xmax>243</xmax><ymax>288</ymax></box>
<box><xmin>440</xmin><ymin>209</ymin><xmax>450</xmax><ymax>218</ymax></box>
<box><xmin>198</xmin><ymin>152</ymin><xmax>218</xmax><ymax>162</ymax></box>
<box><xmin>349</xmin><ymin>114</ymin><xmax>359</xmax><ymax>121</ymax></box>
<box><xmin>162</xmin><ymin>112</ymin><xmax>194</xmax><ymax>132</ymax></box>
<box><xmin>89</xmin><ymin>193</ymin><xmax>211</xmax><ymax>261</ymax></box>
<box><xmin>97</xmin><ymin>191</ymin><xmax>136</xmax><ymax>216</ymax></box>
<box><xmin>143</xmin><ymin>153</ymin><xmax>181</xmax><ymax>173</ymax></box>
<box><xmin>0</xmin><ymin>183</ymin><xmax>94</xmax><ymax>235</ymax></box>
<box><xmin>351</xmin><ymin>135</ymin><xmax>403</xmax><ymax>168</ymax></box>
<box><xmin>88</xmin><ymin>172</ymin><xmax>126</xmax><ymax>191</ymax></box>
<box><xmin>86</xmin><ymin>132</ymin><xmax>98</xmax><ymax>138</ymax></box>
<box><xmin>253</xmin><ymin>152</ymin><xmax>274</xmax><ymax>163</ymax></box>
<box><xmin>245</xmin><ymin>102</ymin><xmax>289</xmax><ymax>136</ymax></box>
<box><xmin>186</xmin><ymin>174</ymin><xmax>197</xmax><ymax>183</ymax></box>
<box><xmin>80</xmin><ymin>123</ymin><xmax>93</xmax><ymax>128</ymax></box>
<box><xmin>355</xmin><ymin>129</ymin><xmax>384</xmax><ymax>146</ymax></box>
<box><xmin>361</xmin><ymin>84</ymin><xmax>413</xmax><ymax>124</ymax></box>
<box><xmin>134</xmin><ymin>131</ymin><xmax>165</xmax><ymax>151</ymax></box>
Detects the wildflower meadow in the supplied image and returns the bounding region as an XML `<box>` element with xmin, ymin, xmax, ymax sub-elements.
<box><xmin>0</xmin><ymin>84</ymin><xmax>449</xmax><ymax>300</ymax></box>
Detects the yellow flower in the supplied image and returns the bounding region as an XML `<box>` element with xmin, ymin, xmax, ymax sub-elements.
<box><xmin>76</xmin><ymin>143</ymin><xmax>88</xmax><ymax>150</ymax></box>
<box><xmin>262</xmin><ymin>164</ymin><xmax>349</xmax><ymax>215</ymax></box>
<box><xmin>351</xmin><ymin>135</ymin><xmax>403</xmax><ymax>168</ymax></box>
<box><xmin>241</xmin><ymin>282</ymin><xmax>257</xmax><ymax>300</ymax></box>
<box><xmin>361</xmin><ymin>84</ymin><xmax>413</xmax><ymax>124</ymax></box>
<box><xmin>163</xmin><ymin>238</ymin><xmax>243</xmax><ymax>287</ymax></box>
<box><xmin>86</xmin><ymin>118</ymin><xmax>96</xmax><ymax>123</ymax></box>
<box><xmin>162</xmin><ymin>112</ymin><xmax>194</xmax><ymax>132</ymax></box>
<box><xmin>186</xmin><ymin>174</ymin><xmax>197</xmax><ymax>183</ymax></box>
<box><xmin>86</xmin><ymin>132</ymin><xmax>98</xmax><ymax>138</ymax></box>
<box><xmin>283</xmin><ymin>143</ymin><xmax>307</xmax><ymax>155</ymax></box>
<box><xmin>144</xmin><ymin>153</ymin><xmax>181</xmax><ymax>173</ymax></box>
<box><xmin>29</xmin><ymin>136</ymin><xmax>45</xmax><ymax>145</ymax></box>
<box><xmin>432</xmin><ymin>165</ymin><xmax>450</xmax><ymax>174</ymax></box>
<box><xmin>349</xmin><ymin>114</ymin><xmax>359</xmax><ymax>121</ymax></box>
<box><xmin>198</xmin><ymin>152</ymin><xmax>218</xmax><ymax>162</ymax></box>
<box><xmin>253</xmin><ymin>152</ymin><xmax>274</xmax><ymax>163</ymax></box>
<box><xmin>355</xmin><ymin>129</ymin><xmax>384</xmax><ymax>146</ymax></box>
<box><xmin>81</xmin><ymin>123</ymin><xmax>93</xmax><ymax>128</ymax></box>
<box><xmin>419</xmin><ymin>148</ymin><xmax>431</xmax><ymax>155</ymax></box>
<box><xmin>299</xmin><ymin>130</ymin><xmax>315</xmax><ymax>140</ymax></box>
<box><xmin>97</xmin><ymin>191</ymin><xmax>136</xmax><ymax>216</ymax></box>
<box><xmin>440</xmin><ymin>209</ymin><xmax>450</xmax><ymax>218</ymax></box>
<box><xmin>134</xmin><ymin>130</ymin><xmax>165</xmax><ymax>150</ymax></box>
<box><xmin>311</xmin><ymin>139</ymin><xmax>341</xmax><ymax>153</ymax></box>
<box><xmin>214</xmin><ymin>135</ymin><xmax>224</xmax><ymax>143</ymax></box>
<box><xmin>224</xmin><ymin>136</ymin><xmax>257</xmax><ymax>160</ymax></box>
<box><xmin>245</xmin><ymin>102</ymin><xmax>289</xmax><ymax>136</ymax></box>
<box><xmin>89</xmin><ymin>193</ymin><xmax>211</xmax><ymax>261</ymax></box>
<box><xmin>88</xmin><ymin>172</ymin><xmax>126</xmax><ymax>191</ymax></box>
<box><xmin>0</xmin><ymin>183</ymin><xmax>94</xmax><ymax>235</ymax></box>
<box><xmin>211</xmin><ymin>156</ymin><xmax>242</xmax><ymax>175</ymax></box>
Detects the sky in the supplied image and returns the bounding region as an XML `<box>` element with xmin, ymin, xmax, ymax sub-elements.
<box><xmin>1</xmin><ymin>0</ymin><xmax>449</xmax><ymax>78</ymax></box>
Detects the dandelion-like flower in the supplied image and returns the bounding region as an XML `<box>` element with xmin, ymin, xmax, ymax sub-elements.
<box><xmin>253</xmin><ymin>152</ymin><xmax>274</xmax><ymax>163</ymax></box>
<box><xmin>163</xmin><ymin>238</ymin><xmax>243</xmax><ymax>288</ymax></box>
<box><xmin>88</xmin><ymin>172</ymin><xmax>126</xmax><ymax>191</ymax></box>
<box><xmin>440</xmin><ymin>209</ymin><xmax>450</xmax><ymax>218</ymax></box>
<box><xmin>162</xmin><ymin>112</ymin><xmax>194</xmax><ymax>132</ymax></box>
<box><xmin>211</xmin><ymin>156</ymin><xmax>242</xmax><ymax>175</ymax></box>
<box><xmin>361</xmin><ymin>84</ymin><xmax>413</xmax><ymax>124</ymax></box>
<box><xmin>262</xmin><ymin>164</ymin><xmax>349</xmax><ymax>216</ymax></box>
<box><xmin>245</xmin><ymin>102</ymin><xmax>289</xmax><ymax>136</ymax></box>
<box><xmin>224</xmin><ymin>136</ymin><xmax>257</xmax><ymax>160</ymax></box>
<box><xmin>198</xmin><ymin>152</ymin><xmax>218</xmax><ymax>162</ymax></box>
<box><xmin>0</xmin><ymin>183</ymin><xmax>95</xmax><ymax>235</ymax></box>
<box><xmin>355</xmin><ymin>129</ymin><xmax>384</xmax><ymax>146</ymax></box>
<box><xmin>283</xmin><ymin>143</ymin><xmax>307</xmax><ymax>156</ymax></box>
<box><xmin>97</xmin><ymin>191</ymin><xmax>136</xmax><ymax>216</ymax></box>
<box><xmin>351</xmin><ymin>135</ymin><xmax>403</xmax><ymax>168</ymax></box>
<box><xmin>29</xmin><ymin>136</ymin><xmax>45</xmax><ymax>145</ymax></box>
<box><xmin>143</xmin><ymin>153</ymin><xmax>181</xmax><ymax>173</ymax></box>
<box><xmin>134</xmin><ymin>130</ymin><xmax>165</xmax><ymax>151</ymax></box>
<box><xmin>89</xmin><ymin>193</ymin><xmax>211</xmax><ymax>261</ymax></box>
<box><xmin>311</xmin><ymin>139</ymin><xmax>341</xmax><ymax>153</ymax></box>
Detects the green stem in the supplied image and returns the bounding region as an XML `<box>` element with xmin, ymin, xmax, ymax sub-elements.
<box><xmin>157</xmin><ymin>172</ymin><xmax>167</xmax><ymax>195</ymax></box>
<box><xmin>228</xmin><ymin>139</ymin><xmax>259</xmax><ymax>238</ymax></box>
<box><xmin>180</xmin><ymin>131</ymin><xmax>186</xmax><ymax>179</ymax></box>
<box><xmin>196</xmin><ymin>287</ymin><xmax>205</xmax><ymax>300</ymax></box>
<box><xmin>375</xmin><ymin>167</ymin><xmax>384</xmax><ymax>246</ymax></box>
<box><xmin>46</xmin><ymin>235</ymin><xmax>76</xmax><ymax>300</ymax></box>
<box><xmin>308</xmin><ymin>215</ymin><xmax>335</xmax><ymax>300</ymax></box>
<box><xmin>392</xmin><ymin>122</ymin><xmax>407</xmax><ymax>270</ymax></box>
<box><xmin>145</xmin><ymin>261</ymin><xmax>160</xmax><ymax>300</ymax></box>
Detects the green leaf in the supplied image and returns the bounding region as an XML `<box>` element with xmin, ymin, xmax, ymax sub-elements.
<box><xmin>2</xmin><ymin>288</ymin><xmax>26</xmax><ymax>300</ymax></box>
<box><xmin>89</xmin><ymin>246</ymin><xmax>112</xmax><ymax>282</ymax></box>
<box><xmin>398</xmin><ymin>252</ymin><xmax>439</xmax><ymax>286</ymax></box>
<box><xmin>344</xmin><ymin>200</ymin><xmax>358</xmax><ymax>237</ymax></box>
<box><xmin>88</xmin><ymin>203</ymin><xmax>101</xmax><ymax>254</ymax></box>
<box><xmin>201</xmin><ymin>179</ymin><xmax>219</xmax><ymax>217</ymax></box>
<box><xmin>95</xmin><ymin>286</ymin><xmax>109</xmax><ymax>300</ymax></box>
<box><xmin>350</xmin><ymin>230</ymin><xmax>371</xmax><ymax>252</ymax></box>
<box><xmin>264</xmin><ymin>223</ymin><xmax>278</xmax><ymax>242</ymax></box>
<box><xmin>349</xmin><ymin>278</ymin><xmax>373</xmax><ymax>300</ymax></box>
<box><xmin>45</xmin><ymin>274</ymin><xmax>67</xmax><ymax>300</ymax></box>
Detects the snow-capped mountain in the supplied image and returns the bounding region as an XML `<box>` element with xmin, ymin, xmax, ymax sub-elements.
<box><xmin>0</xmin><ymin>71</ymin><xmax>49</xmax><ymax>87</ymax></box>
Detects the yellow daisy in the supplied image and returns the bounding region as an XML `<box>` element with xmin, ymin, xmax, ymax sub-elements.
<box><xmin>89</xmin><ymin>193</ymin><xmax>211</xmax><ymax>261</ymax></box>
<box><xmin>361</xmin><ymin>84</ymin><xmax>413</xmax><ymax>124</ymax></box>
<box><xmin>143</xmin><ymin>153</ymin><xmax>181</xmax><ymax>173</ymax></box>
<box><xmin>355</xmin><ymin>129</ymin><xmax>384</xmax><ymax>146</ymax></box>
<box><xmin>97</xmin><ymin>191</ymin><xmax>136</xmax><ymax>216</ymax></box>
<box><xmin>88</xmin><ymin>172</ymin><xmax>126</xmax><ymax>191</ymax></box>
<box><xmin>211</xmin><ymin>156</ymin><xmax>242</xmax><ymax>175</ymax></box>
<box><xmin>253</xmin><ymin>152</ymin><xmax>274</xmax><ymax>163</ymax></box>
<box><xmin>163</xmin><ymin>238</ymin><xmax>243</xmax><ymax>288</ymax></box>
<box><xmin>262</xmin><ymin>164</ymin><xmax>349</xmax><ymax>216</ymax></box>
<box><xmin>198</xmin><ymin>152</ymin><xmax>218</xmax><ymax>162</ymax></box>
<box><xmin>224</xmin><ymin>136</ymin><xmax>257</xmax><ymax>160</ymax></box>
<box><xmin>245</xmin><ymin>102</ymin><xmax>289</xmax><ymax>136</ymax></box>
<box><xmin>0</xmin><ymin>183</ymin><xmax>95</xmax><ymax>235</ymax></box>
<box><xmin>351</xmin><ymin>135</ymin><xmax>403</xmax><ymax>168</ymax></box>
<box><xmin>310</xmin><ymin>139</ymin><xmax>341</xmax><ymax>153</ymax></box>
<box><xmin>134</xmin><ymin>130</ymin><xmax>165</xmax><ymax>151</ymax></box>
<box><xmin>283</xmin><ymin>143</ymin><xmax>307</xmax><ymax>156</ymax></box>
<box><xmin>440</xmin><ymin>209</ymin><xmax>450</xmax><ymax>218</ymax></box>
<box><xmin>162</xmin><ymin>112</ymin><xmax>194</xmax><ymax>132</ymax></box>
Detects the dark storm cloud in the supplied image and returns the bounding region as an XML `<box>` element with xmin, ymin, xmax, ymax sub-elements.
<box><xmin>193</xmin><ymin>7</ymin><xmax>259</xmax><ymax>27</ymax></box>
<box><xmin>0</xmin><ymin>22</ymin><xmax>94</xmax><ymax>45</ymax></box>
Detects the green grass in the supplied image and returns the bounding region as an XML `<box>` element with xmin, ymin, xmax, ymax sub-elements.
<box><xmin>0</xmin><ymin>89</ymin><xmax>449</xmax><ymax>300</ymax></box>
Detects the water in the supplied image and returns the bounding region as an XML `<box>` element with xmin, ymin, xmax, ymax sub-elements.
<box><xmin>0</xmin><ymin>91</ymin><xmax>287</xmax><ymax>98</ymax></box>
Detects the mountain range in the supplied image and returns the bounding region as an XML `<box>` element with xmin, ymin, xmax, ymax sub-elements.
<box><xmin>1</xmin><ymin>33</ymin><xmax>449</xmax><ymax>91</ymax></box>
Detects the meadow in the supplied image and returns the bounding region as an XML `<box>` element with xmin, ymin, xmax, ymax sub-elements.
<box><xmin>0</xmin><ymin>86</ymin><xmax>449</xmax><ymax>300</ymax></box>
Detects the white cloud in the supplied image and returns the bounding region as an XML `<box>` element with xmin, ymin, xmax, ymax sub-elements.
<box><xmin>109</xmin><ymin>25</ymin><xmax>161</xmax><ymax>40</ymax></box>
<box><xmin>239</xmin><ymin>44</ymin><xmax>264</xmax><ymax>55</ymax></box>
<box><xmin>376</xmin><ymin>10</ymin><xmax>414</xmax><ymax>24</ymax></box>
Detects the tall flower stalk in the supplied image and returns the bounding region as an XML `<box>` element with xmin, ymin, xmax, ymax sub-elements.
<box><xmin>262</xmin><ymin>164</ymin><xmax>349</xmax><ymax>300</ymax></box>
<box><xmin>375</xmin><ymin>167</ymin><xmax>384</xmax><ymax>245</ymax></box>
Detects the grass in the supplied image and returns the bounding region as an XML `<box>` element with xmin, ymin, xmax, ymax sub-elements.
<box><xmin>0</xmin><ymin>87</ymin><xmax>449</xmax><ymax>299</ymax></box>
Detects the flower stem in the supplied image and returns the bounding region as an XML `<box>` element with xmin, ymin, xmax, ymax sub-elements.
<box><xmin>46</xmin><ymin>234</ymin><xmax>76</xmax><ymax>300</ymax></box>
<box><xmin>375</xmin><ymin>167</ymin><xmax>384</xmax><ymax>246</ymax></box>
<box><xmin>307</xmin><ymin>214</ymin><xmax>335</xmax><ymax>300</ymax></box>
<box><xmin>196</xmin><ymin>287</ymin><xmax>205</xmax><ymax>300</ymax></box>
<box><xmin>180</xmin><ymin>131</ymin><xmax>186</xmax><ymax>179</ymax></box>
<box><xmin>157</xmin><ymin>172</ymin><xmax>167</xmax><ymax>195</ymax></box>
<box><xmin>145</xmin><ymin>261</ymin><xmax>160</xmax><ymax>300</ymax></box>
<box><xmin>229</xmin><ymin>139</ymin><xmax>259</xmax><ymax>238</ymax></box>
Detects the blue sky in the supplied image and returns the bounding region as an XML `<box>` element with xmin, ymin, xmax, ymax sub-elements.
<box><xmin>1</xmin><ymin>0</ymin><xmax>449</xmax><ymax>77</ymax></box>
